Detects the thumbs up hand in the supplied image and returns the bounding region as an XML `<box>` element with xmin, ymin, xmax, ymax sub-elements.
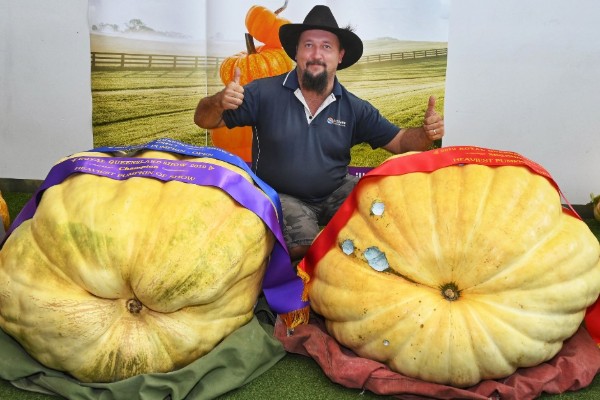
<box><xmin>220</xmin><ymin>67</ymin><xmax>245</xmax><ymax>110</ymax></box>
<box><xmin>423</xmin><ymin>96</ymin><xmax>444</xmax><ymax>141</ymax></box>
<box><xmin>232</xmin><ymin>66</ymin><xmax>241</xmax><ymax>85</ymax></box>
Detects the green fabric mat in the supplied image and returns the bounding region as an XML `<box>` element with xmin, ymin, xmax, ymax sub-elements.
<box><xmin>0</xmin><ymin>316</ymin><xmax>285</xmax><ymax>400</ymax></box>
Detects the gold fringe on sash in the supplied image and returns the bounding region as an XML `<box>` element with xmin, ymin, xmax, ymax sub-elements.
<box><xmin>296</xmin><ymin>266</ymin><xmax>311</xmax><ymax>302</ymax></box>
<box><xmin>280</xmin><ymin>306</ymin><xmax>310</xmax><ymax>333</ymax></box>
<box><xmin>279</xmin><ymin>264</ymin><xmax>312</xmax><ymax>332</ymax></box>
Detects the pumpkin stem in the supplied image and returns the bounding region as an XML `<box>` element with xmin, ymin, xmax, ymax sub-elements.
<box><xmin>274</xmin><ymin>0</ymin><xmax>288</xmax><ymax>15</ymax></box>
<box><xmin>440</xmin><ymin>282</ymin><xmax>461</xmax><ymax>301</ymax></box>
<box><xmin>245</xmin><ymin>33</ymin><xmax>257</xmax><ymax>55</ymax></box>
<box><xmin>126</xmin><ymin>298</ymin><xmax>143</xmax><ymax>314</ymax></box>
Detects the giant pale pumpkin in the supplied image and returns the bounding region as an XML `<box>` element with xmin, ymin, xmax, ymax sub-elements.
<box><xmin>304</xmin><ymin>149</ymin><xmax>600</xmax><ymax>388</ymax></box>
<box><xmin>0</xmin><ymin>150</ymin><xmax>275</xmax><ymax>382</ymax></box>
<box><xmin>210</xmin><ymin>125</ymin><xmax>253</xmax><ymax>162</ymax></box>
<box><xmin>245</xmin><ymin>2</ymin><xmax>291</xmax><ymax>48</ymax></box>
<box><xmin>0</xmin><ymin>190</ymin><xmax>9</xmax><ymax>232</ymax></box>
<box><xmin>219</xmin><ymin>34</ymin><xmax>293</xmax><ymax>86</ymax></box>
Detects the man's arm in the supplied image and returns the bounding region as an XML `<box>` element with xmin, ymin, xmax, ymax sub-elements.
<box><xmin>194</xmin><ymin>68</ymin><xmax>244</xmax><ymax>129</ymax></box>
<box><xmin>382</xmin><ymin>96</ymin><xmax>445</xmax><ymax>154</ymax></box>
<box><xmin>194</xmin><ymin>94</ymin><xmax>227</xmax><ymax>129</ymax></box>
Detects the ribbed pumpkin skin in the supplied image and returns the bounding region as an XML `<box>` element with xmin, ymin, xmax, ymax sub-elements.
<box><xmin>219</xmin><ymin>46</ymin><xmax>293</xmax><ymax>86</ymax></box>
<box><xmin>245</xmin><ymin>5</ymin><xmax>291</xmax><ymax>47</ymax></box>
<box><xmin>0</xmin><ymin>151</ymin><xmax>274</xmax><ymax>383</ymax></box>
<box><xmin>0</xmin><ymin>191</ymin><xmax>9</xmax><ymax>231</ymax></box>
<box><xmin>308</xmin><ymin>163</ymin><xmax>600</xmax><ymax>388</ymax></box>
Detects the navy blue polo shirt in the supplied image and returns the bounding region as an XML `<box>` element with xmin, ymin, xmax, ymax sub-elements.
<box><xmin>222</xmin><ymin>69</ymin><xmax>399</xmax><ymax>203</ymax></box>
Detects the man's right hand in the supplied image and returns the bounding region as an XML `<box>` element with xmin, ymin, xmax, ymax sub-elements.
<box><xmin>220</xmin><ymin>67</ymin><xmax>244</xmax><ymax>110</ymax></box>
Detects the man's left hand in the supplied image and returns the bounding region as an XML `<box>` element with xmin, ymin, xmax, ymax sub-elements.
<box><xmin>423</xmin><ymin>96</ymin><xmax>444</xmax><ymax>141</ymax></box>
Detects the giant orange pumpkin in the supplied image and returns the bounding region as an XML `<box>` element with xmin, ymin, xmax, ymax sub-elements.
<box><xmin>304</xmin><ymin>149</ymin><xmax>600</xmax><ymax>388</ymax></box>
<box><xmin>245</xmin><ymin>2</ymin><xmax>291</xmax><ymax>48</ymax></box>
<box><xmin>0</xmin><ymin>191</ymin><xmax>9</xmax><ymax>232</ymax></box>
<box><xmin>210</xmin><ymin>125</ymin><xmax>253</xmax><ymax>162</ymax></box>
<box><xmin>219</xmin><ymin>34</ymin><xmax>293</xmax><ymax>86</ymax></box>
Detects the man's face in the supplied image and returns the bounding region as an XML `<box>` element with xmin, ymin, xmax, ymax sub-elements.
<box><xmin>296</xmin><ymin>29</ymin><xmax>345</xmax><ymax>93</ymax></box>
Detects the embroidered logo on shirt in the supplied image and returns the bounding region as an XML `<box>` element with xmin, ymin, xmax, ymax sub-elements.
<box><xmin>327</xmin><ymin>117</ymin><xmax>346</xmax><ymax>127</ymax></box>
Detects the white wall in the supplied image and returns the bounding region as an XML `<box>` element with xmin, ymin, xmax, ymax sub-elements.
<box><xmin>444</xmin><ymin>0</ymin><xmax>600</xmax><ymax>204</ymax></box>
<box><xmin>1</xmin><ymin>0</ymin><xmax>598</xmax><ymax>204</ymax></box>
<box><xmin>0</xmin><ymin>0</ymin><xmax>92</xmax><ymax>181</ymax></box>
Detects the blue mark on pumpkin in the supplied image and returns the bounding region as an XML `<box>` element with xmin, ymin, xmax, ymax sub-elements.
<box><xmin>371</xmin><ymin>201</ymin><xmax>385</xmax><ymax>216</ymax></box>
<box><xmin>363</xmin><ymin>246</ymin><xmax>389</xmax><ymax>271</ymax></box>
<box><xmin>341</xmin><ymin>239</ymin><xmax>355</xmax><ymax>255</ymax></box>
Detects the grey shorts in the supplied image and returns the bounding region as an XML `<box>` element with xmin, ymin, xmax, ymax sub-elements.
<box><xmin>279</xmin><ymin>174</ymin><xmax>359</xmax><ymax>248</ymax></box>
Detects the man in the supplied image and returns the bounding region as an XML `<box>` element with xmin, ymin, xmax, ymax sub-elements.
<box><xmin>194</xmin><ymin>5</ymin><xmax>445</xmax><ymax>261</ymax></box>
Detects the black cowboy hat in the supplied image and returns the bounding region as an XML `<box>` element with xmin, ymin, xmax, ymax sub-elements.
<box><xmin>279</xmin><ymin>5</ymin><xmax>363</xmax><ymax>70</ymax></box>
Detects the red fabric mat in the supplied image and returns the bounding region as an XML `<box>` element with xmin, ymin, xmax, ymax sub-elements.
<box><xmin>275</xmin><ymin>316</ymin><xmax>600</xmax><ymax>400</ymax></box>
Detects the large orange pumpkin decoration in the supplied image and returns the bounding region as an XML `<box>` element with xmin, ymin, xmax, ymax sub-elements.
<box><xmin>245</xmin><ymin>1</ymin><xmax>291</xmax><ymax>48</ymax></box>
<box><xmin>210</xmin><ymin>125</ymin><xmax>253</xmax><ymax>163</ymax></box>
<box><xmin>212</xmin><ymin>32</ymin><xmax>293</xmax><ymax>161</ymax></box>
<box><xmin>219</xmin><ymin>34</ymin><xmax>293</xmax><ymax>86</ymax></box>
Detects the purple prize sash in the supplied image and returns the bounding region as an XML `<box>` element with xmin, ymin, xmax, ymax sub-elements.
<box><xmin>92</xmin><ymin>138</ymin><xmax>283</xmax><ymax>223</ymax></box>
<box><xmin>2</xmin><ymin>140</ymin><xmax>308</xmax><ymax>315</ymax></box>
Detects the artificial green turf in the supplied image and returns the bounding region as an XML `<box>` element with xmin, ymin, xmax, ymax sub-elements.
<box><xmin>1</xmin><ymin>192</ymin><xmax>600</xmax><ymax>399</ymax></box>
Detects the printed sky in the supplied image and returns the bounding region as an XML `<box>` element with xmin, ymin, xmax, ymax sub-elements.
<box><xmin>88</xmin><ymin>0</ymin><xmax>450</xmax><ymax>42</ymax></box>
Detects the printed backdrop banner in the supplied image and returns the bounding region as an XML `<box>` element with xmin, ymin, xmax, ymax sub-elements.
<box><xmin>88</xmin><ymin>0</ymin><xmax>449</xmax><ymax>169</ymax></box>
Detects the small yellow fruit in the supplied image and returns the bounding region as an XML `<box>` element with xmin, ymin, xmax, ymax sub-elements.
<box><xmin>0</xmin><ymin>190</ymin><xmax>10</xmax><ymax>232</ymax></box>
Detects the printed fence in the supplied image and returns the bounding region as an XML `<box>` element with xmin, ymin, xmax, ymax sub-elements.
<box><xmin>91</xmin><ymin>48</ymin><xmax>448</xmax><ymax>70</ymax></box>
<box><xmin>356</xmin><ymin>48</ymin><xmax>447</xmax><ymax>63</ymax></box>
<box><xmin>90</xmin><ymin>53</ymin><xmax>222</xmax><ymax>70</ymax></box>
